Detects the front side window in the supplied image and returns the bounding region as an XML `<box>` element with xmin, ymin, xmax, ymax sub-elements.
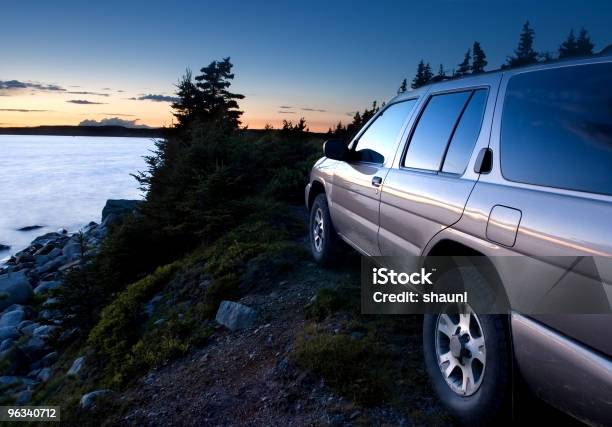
<box><xmin>352</xmin><ymin>99</ymin><xmax>416</xmax><ymax>164</ymax></box>
<box><xmin>501</xmin><ymin>62</ymin><xmax>612</xmax><ymax>195</ymax></box>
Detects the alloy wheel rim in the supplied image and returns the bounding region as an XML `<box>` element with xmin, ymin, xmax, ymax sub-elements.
<box><xmin>435</xmin><ymin>303</ymin><xmax>486</xmax><ymax>396</ymax></box>
<box><xmin>313</xmin><ymin>208</ymin><xmax>325</xmax><ymax>252</ymax></box>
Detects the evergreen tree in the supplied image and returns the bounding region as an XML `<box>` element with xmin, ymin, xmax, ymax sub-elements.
<box><xmin>172</xmin><ymin>69</ymin><xmax>201</xmax><ymax>127</ymax></box>
<box><xmin>423</xmin><ymin>63</ymin><xmax>433</xmax><ymax>82</ymax></box>
<box><xmin>559</xmin><ymin>29</ymin><xmax>578</xmax><ymax>58</ymax></box>
<box><xmin>194</xmin><ymin>57</ymin><xmax>244</xmax><ymax>130</ymax></box>
<box><xmin>471</xmin><ymin>42</ymin><xmax>487</xmax><ymax>73</ymax></box>
<box><xmin>456</xmin><ymin>49</ymin><xmax>471</xmax><ymax>76</ymax></box>
<box><xmin>438</xmin><ymin>64</ymin><xmax>446</xmax><ymax>78</ymax></box>
<box><xmin>506</xmin><ymin>21</ymin><xmax>538</xmax><ymax>68</ymax></box>
<box><xmin>411</xmin><ymin>60</ymin><xmax>426</xmax><ymax>89</ymax></box>
<box><xmin>397</xmin><ymin>78</ymin><xmax>408</xmax><ymax>94</ymax></box>
<box><xmin>576</xmin><ymin>28</ymin><xmax>594</xmax><ymax>56</ymax></box>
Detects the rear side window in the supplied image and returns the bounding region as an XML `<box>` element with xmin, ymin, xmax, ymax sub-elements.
<box><xmin>352</xmin><ymin>99</ymin><xmax>417</xmax><ymax>164</ymax></box>
<box><xmin>404</xmin><ymin>89</ymin><xmax>487</xmax><ymax>172</ymax></box>
<box><xmin>442</xmin><ymin>90</ymin><xmax>488</xmax><ymax>174</ymax></box>
<box><xmin>501</xmin><ymin>62</ymin><xmax>612</xmax><ymax>196</ymax></box>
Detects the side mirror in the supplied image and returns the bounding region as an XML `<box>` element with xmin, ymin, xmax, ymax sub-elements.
<box><xmin>323</xmin><ymin>139</ymin><xmax>349</xmax><ymax>161</ymax></box>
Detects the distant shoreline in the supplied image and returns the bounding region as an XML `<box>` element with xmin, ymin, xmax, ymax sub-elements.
<box><xmin>0</xmin><ymin>125</ymin><xmax>167</xmax><ymax>138</ymax></box>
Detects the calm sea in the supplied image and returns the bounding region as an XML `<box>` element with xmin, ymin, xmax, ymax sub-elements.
<box><xmin>0</xmin><ymin>135</ymin><xmax>156</xmax><ymax>261</ymax></box>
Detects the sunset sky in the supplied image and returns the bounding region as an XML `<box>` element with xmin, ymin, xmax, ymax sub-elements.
<box><xmin>1</xmin><ymin>0</ymin><xmax>611</xmax><ymax>132</ymax></box>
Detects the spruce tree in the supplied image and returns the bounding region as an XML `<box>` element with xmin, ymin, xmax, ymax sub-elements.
<box><xmin>411</xmin><ymin>61</ymin><xmax>426</xmax><ymax>89</ymax></box>
<box><xmin>559</xmin><ymin>29</ymin><xmax>578</xmax><ymax>58</ymax></box>
<box><xmin>457</xmin><ymin>49</ymin><xmax>471</xmax><ymax>76</ymax></box>
<box><xmin>398</xmin><ymin>78</ymin><xmax>408</xmax><ymax>94</ymax></box>
<box><xmin>194</xmin><ymin>57</ymin><xmax>245</xmax><ymax>129</ymax></box>
<box><xmin>172</xmin><ymin>69</ymin><xmax>201</xmax><ymax>127</ymax></box>
<box><xmin>423</xmin><ymin>63</ymin><xmax>433</xmax><ymax>82</ymax></box>
<box><xmin>471</xmin><ymin>42</ymin><xmax>487</xmax><ymax>73</ymax></box>
<box><xmin>506</xmin><ymin>21</ymin><xmax>538</xmax><ymax>68</ymax></box>
<box><xmin>576</xmin><ymin>28</ymin><xmax>594</xmax><ymax>56</ymax></box>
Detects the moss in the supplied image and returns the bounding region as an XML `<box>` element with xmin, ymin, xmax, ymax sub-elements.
<box><xmin>87</xmin><ymin>262</ymin><xmax>182</xmax><ymax>375</ymax></box>
<box><xmin>292</xmin><ymin>333</ymin><xmax>391</xmax><ymax>406</ymax></box>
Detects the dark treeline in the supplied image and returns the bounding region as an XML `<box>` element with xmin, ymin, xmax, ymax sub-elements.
<box><xmin>329</xmin><ymin>21</ymin><xmax>602</xmax><ymax>139</ymax></box>
<box><xmin>401</xmin><ymin>21</ymin><xmax>599</xmax><ymax>91</ymax></box>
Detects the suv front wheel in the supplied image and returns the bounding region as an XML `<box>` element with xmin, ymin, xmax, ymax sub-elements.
<box><xmin>309</xmin><ymin>193</ymin><xmax>341</xmax><ymax>266</ymax></box>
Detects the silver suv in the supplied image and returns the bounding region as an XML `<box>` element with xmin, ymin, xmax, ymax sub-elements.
<box><xmin>305</xmin><ymin>56</ymin><xmax>612</xmax><ymax>425</ymax></box>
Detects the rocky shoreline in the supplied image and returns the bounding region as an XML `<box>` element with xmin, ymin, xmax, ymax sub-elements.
<box><xmin>0</xmin><ymin>200</ymin><xmax>138</xmax><ymax>405</ymax></box>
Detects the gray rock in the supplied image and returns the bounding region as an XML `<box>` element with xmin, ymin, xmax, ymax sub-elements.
<box><xmin>18</xmin><ymin>225</ymin><xmax>44</xmax><ymax>232</ymax></box>
<box><xmin>0</xmin><ymin>309</ymin><xmax>25</xmax><ymax>328</ymax></box>
<box><xmin>0</xmin><ymin>244</ymin><xmax>10</xmax><ymax>251</ymax></box>
<box><xmin>47</xmin><ymin>247</ymin><xmax>62</xmax><ymax>258</ymax></box>
<box><xmin>34</xmin><ymin>255</ymin><xmax>50</xmax><ymax>266</ymax></box>
<box><xmin>67</xmin><ymin>356</ymin><xmax>86</xmax><ymax>376</ymax></box>
<box><xmin>14</xmin><ymin>389</ymin><xmax>32</xmax><ymax>405</ymax></box>
<box><xmin>0</xmin><ymin>272</ymin><xmax>33</xmax><ymax>311</ymax></box>
<box><xmin>0</xmin><ymin>338</ymin><xmax>14</xmax><ymax>352</ymax></box>
<box><xmin>21</xmin><ymin>336</ymin><xmax>48</xmax><ymax>359</ymax></box>
<box><xmin>18</xmin><ymin>321</ymin><xmax>37</xmax><ymax>335</ymax></box>
<box><xmin>57</xmin><ymin>228</ymin><xmax>68</xmax><ymax>235</ymax></box>
<box><xmin>101</xmin><ymin>199</ymin><xmax>140</xmax><ymax>225</ymax></box>
<box><xmin>36</xmin><ymin>367</ymin><xmax>52</xmax><ymax>382</ymax></box>
<box><xmin>34</xmin><ymin>256</ymin><xmax>67</xmax><ymax>276</ymax></box>
<box><xmin>34</xmin><ymin>281</ymin><xmax>62</xmax><ymax>295</ymax></box>
<box><xmin>0</xmin><ymin>326</ymin><xmax>18</xmax><ymax>341</ymax></box>
<box><xmin>40</xmin><ymin>351</ymin><xmax>58</xmax><ymax>367</ymax></box>
<box><xmin>62</xmin><ymin>242</ymin><xmax>82</xmax><ymax>260</ymax></box>
<box><xmin>30</xmin><ymin>232</ymin><xmax>62</xmax><ymax>246</ymax></box>
<box><xmin>33</xmin><ymin>325</ymin><xmax>57</xmax><ymax>339</ymax></box>
<box><xmin>80</xmin><ymin>389</ymin><xmax>111</xmax><ymax>410</ymax></box>
<box><xmin>215</xmin><ymin>301</ymin><xmax>257</xmax><ymax>331</ymax></box>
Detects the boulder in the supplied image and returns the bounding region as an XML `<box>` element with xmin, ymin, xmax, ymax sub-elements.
<box><xmin>0</xmin><ymin>272</ymin><xmax>32</xmax><ymax>311</ymax></box>
<box><xmin>18</xmin><ymin>225</ymin><xmax>44</xmax><ymax>232</ymax></box>
<box><xmin>34</xmin><ymin>255</ymin><xmax>50</xmax><ymax>266</ymax></box>
<box><xmin>30</xmin><ymin>232</ymin><xmax>63</xmax><ymax>247</ymax></box>
<box><xmin>0</xmin><ymin>338</ymin><xmax>14</xmax><ymax>352</ymax></box>
<box><xmin>101</xmin><ymin>199</ymin><xmax>140</xmax><ymax>225</ymax></box>
<box><xmin>0</xmin><ymin>327</ymin><xmax>18</xmax><ymax>341</ymax></box>
<box><xmin>0</xmin><ymin>309</ymin><xmax>25</xmax><ymax>328</ymax></box>
<box><xmin>215</xmin><ymin>301</ymin><xmax>257</xmax><ymax>331</ymax></box>
<box><xmin>34</xmin><ymin>281</ymin><xmax>62</xmax><ymax>295</ymax></box>
<box><xmin>40</xmin><ymin>351</ymin><xmax>58</xmax><ymax>367</ymax></box>
<box><xmin>18</xmin><ymin>321</ymin><xmax>36</xmax><ymax>335</ymax></box>
<box><xmin>0</xmin><ymin>244</ymin><xmax>10</xmax><ymax>251</ymax></box>
<box><xmin>33</xmin><ymin>325</ymin><xmax>57</xmax><ymax>339</ymax></box>
<box><xmin>33</xmin><ymin>256</ymin><xmax>67</xmax><ymax>276</ymax></box>
<box><xmin>47</xmin><ymin>247</ymin><xmax>62</xmax><ymax>258</ymax></box>
<box><xmin>36</xmin><ymin>367</ymin><xmax>52</xmax><ymax>382</ymax></box>
<box><xmin>67</xmin><ymin>356</ymin><xmax>86</xmax><ymax>376</ymax></box>
<box><xmin>62</xmin><ymin>242</ymin><xmax>81</xmax><ymax>260</ymax></box>
<box><xmin>14</xmin><ymin>389</ymin><xmax>32</xmax><ymax>405</ymax></box>
<box><xmin>80</xmin><ymin>389</ymin><xmax>111</xmax><ymax>410</ymax></box>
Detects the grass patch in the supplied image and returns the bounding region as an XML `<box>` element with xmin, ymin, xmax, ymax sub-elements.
<box><xmin>292</xmin><ymin>333</ymin><xmax>392</xmax><ymax>406</ymax></box>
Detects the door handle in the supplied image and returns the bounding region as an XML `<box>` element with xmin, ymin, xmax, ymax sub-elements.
<box><xmin>371</xmin><ymin>176</ymin><xmax>382</xmax><ymax>187</ymax></box>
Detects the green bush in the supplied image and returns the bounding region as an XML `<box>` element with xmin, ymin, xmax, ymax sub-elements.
<box><xmin>307</xmin><ymin>288</ymin><xmax>344</xmax><ymax>321</ymax></box>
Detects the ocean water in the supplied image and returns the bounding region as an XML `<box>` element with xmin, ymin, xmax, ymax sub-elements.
<box><xmin>0</xmin><ymin>135</ymin><xmax>157</xmax><ymax>261</ymax></box>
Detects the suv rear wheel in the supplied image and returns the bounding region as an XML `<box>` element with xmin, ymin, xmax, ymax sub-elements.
<box><xmin>309</xmin><ymin>193</ymin><xmax>341</xmax><ymax>266</ymax></box>
<box><xmin>423</xmin><ymin>268</ymin><xmax>511</xmax><ymax>425</ymax></box>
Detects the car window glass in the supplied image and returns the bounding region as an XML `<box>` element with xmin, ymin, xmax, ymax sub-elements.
<box><xmin>353</xmin><ymin>99</ymin><xmax>416</xmax><ymax>164</ymax></box>
<box><xmin>442</xmin><ymin>89</ymin><xmax>488</xmax><ymax>174</ymax></box>
<box><xmin>404</xmin><ymin>91</ymin><xmax>471</xmax><ymax>170</ymax></box>
<box><xmin>501</xmin><ymin>62</ymin><xmax>612</xmax><ymax>195</ymax></box>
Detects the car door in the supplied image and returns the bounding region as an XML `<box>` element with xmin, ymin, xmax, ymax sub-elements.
<box><xmin>330</xmin><ymin>99</ymin><xmax>418</xmax><ymax>256</ymax></box>
<box><xmin>459</xmin><ymin>60</ymin><xmax>612</xmax><ymax>353</ymax></box>
<box><xmin>379</xmin><ymin>79</ymin><xmax>498</xmax><ymax>257</ymax></box>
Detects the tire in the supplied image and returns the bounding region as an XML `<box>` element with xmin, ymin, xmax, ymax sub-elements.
<box><xmin>423</xmin><ymin>267</ymin><xmax>512</xmax><ymax>426</ymax></box>
<box><xmin>309</xmin><ymin>193</ymin><xmax>341</xmax><ymax>267</ymax></box>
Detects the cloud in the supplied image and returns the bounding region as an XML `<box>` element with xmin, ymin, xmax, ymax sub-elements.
<box><xmin>98</xmin><ymin>112</ymin><xmax>136</xmax><ymax>117</ymax></box>
<box><xmin>301</xmin><ymin>107</ymin><xmax>327</xmax><ymax>112</ymax></box>
<box><xmin>0</xmin><ymin>80</ymin><xmax>64</xmax><ymax>92</ymax></box>
<box><xmin>79</xmin><ymin>117</ymin><xmax>150</xmax><ymax>128</ymax></box>
<box><xmin>278</xmin><ymin>110</ymin><xmax>295</xmax><ymax>114</ymax></box>
<box><xmin>67</xmin><ymin>99</ymin><xmax>106</xmax><ymax>105</ymax></box>
<box><xmin>0</xmin><ymin>108</ymin><xmax>50</xmax><ymax>112</ymax></box>
<box><xmin>67</xmin><ymin>91</ymin><xmax>109</xmax><ymax>97</ymax></box>
<box><xmin>279</xmin><ymin>105</ymin><xmax>293</xmax><ymax>109</ymax></box>
<box><xmin>129</xmin><ymin>94</ymin><xmax>178</xmax><ymax>103</ymax></box>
